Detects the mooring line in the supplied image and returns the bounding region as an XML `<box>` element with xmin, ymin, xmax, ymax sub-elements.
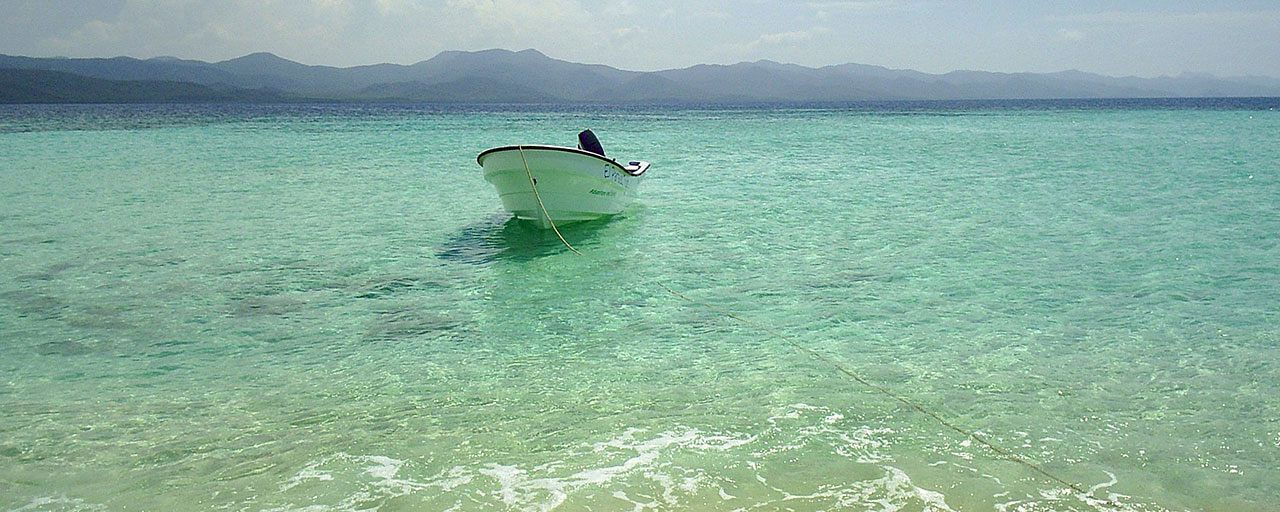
<box><xmin>520</xmin><ymin>159</ymin><xmax>1102</xmax><ymax>503</ymax></box>
<box><xmin>517</xmin><ymin>145</ymin><xmax>580</xmax><ymax>255</ymax></box>
<box><xmin>653</xmin><ymin>282</ymin><xmax>1097</xmax><ymax>498</ymax></box>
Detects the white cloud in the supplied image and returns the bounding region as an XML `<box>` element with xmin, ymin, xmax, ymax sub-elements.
<box><xmin>1046</xmin><ymin>9</ymin><xmax>1280</xmax><ymax>25</ymax></box>
<box><xmin>1057</xmin><ymin>29</ymin><xmax>1084</xmax><ymax>42</ymax></box>
<box><xmin>757</xmin><ymin>27</ymin><xmax>829</xmax><ymax>45</ymax></box>
<box><xmin>806</xmin><ymin>0</ymin><xmax>903</xmax><ymax>10</ymax></box>
<box><xmin>660</xmin><ymin>7</ymin><xmax>730</xmax><ymax>20</ymax></box>
<box><xmin>613</xmin><ymin>26</ymin><xmax>643</xmax><ymax>38</ymax></box>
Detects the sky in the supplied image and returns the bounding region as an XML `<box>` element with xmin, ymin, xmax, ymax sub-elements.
<box><xmin>1</xmin><ymin>0</ymin><xmax>1279</xmax><ymax>77</ymax></box>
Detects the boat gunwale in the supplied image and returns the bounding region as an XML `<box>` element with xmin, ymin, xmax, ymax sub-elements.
<box><xmin>476</xmin><ymin>145</ymin><xmax>648</xmax><ymax>176</ymax></box>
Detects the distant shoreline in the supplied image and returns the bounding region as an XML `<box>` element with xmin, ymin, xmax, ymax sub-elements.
<box><xmin>3</xmin><ymin>96</ymin><xmax>1278</xmax><ymax>111</ymax></box>
<box><xmin>4</xmin><ymin>49</ymin><xmax>1280</xmax><ymax>105</ymax></box>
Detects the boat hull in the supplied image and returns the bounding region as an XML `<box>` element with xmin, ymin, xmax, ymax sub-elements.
<box><xmin>478</xmin><ymin>146</ymin><xmax>646</xmax><ymax>228</ymax></box>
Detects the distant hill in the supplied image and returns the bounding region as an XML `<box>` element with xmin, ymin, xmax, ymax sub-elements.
<box><xmin>3</xmin><ymin>50</ymin><xmax>1279</xmax><ymax>104</ymax></box>
<box><xmin>0</xmin><ymin>68</ymin><xmax>292</xmax><ymax>103</ymax></box>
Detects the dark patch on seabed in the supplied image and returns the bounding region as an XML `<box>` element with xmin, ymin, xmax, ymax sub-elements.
<box><xmin>364</xmin><ymin>305</ymin><xmax>470</xmax><ymax>342</ymax></box>
<box><xmin>34</xmin><ymin>338</ymin><xmax>101</xmax><ymax>356</ymax></box>
<box><xmin>0</xmin><ymin>222</ymin><xmax>60</xmax><ymax>249</ymax></box>
<box><xmin>0</xmin><ymin>290</ymin><xmax>69</xmax><ymax>320</ymax></box>
<box><xmin>229</xmin><ymin>294</ymin><xmax>307</xmax><ymax>318</ymax></box>
<box><xmin>218</xmin><ymin>258</ymin><xmax>353</xmax><ymax>295</ymax></box>
<box><xmin>352</xmin><ymin>275</ymin><xmax>450</xmax><ymax>299</ymax></box>
<box><xmin>1</xmin><ymin>289</ymin><xmax>135</xmax><ymax>356</ymax></box>
<box><xmin>63</xmin><ymin>305</ymin><xmax>133</xmax><ymax>330</ymax></box>
<box><xmin>15</xmin><ymin>261</ymin><xmax>82</xmax><ymax>282</ymax></box>
<box><xmin>808</xmin><ymin>270</ymin><xmax>896</xmax><ymax>288</ymax></box>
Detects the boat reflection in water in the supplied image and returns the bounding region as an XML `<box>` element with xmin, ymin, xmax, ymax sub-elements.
<box><xmin>437</xmin><ymin>214</ymin><xmax>630</xmax><ymax>265</ymax></box>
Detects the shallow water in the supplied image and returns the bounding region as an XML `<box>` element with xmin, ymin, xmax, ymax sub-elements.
<box><xmin>1</xmin><ymin>101</ymin><xmax>1278</xmax><ymax>511</ymax></box>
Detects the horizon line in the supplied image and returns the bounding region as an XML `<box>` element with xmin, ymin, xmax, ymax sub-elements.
<box><xmin>4</xmin><ymin>48</ymin><xmax>1278</xmax><ymax>82</ymax></box>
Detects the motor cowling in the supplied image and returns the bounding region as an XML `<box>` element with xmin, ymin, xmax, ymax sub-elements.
<box><xmin>577</xmin><ymin>129</ymin><xmax>605</xmax><ymax>156</ymax></box>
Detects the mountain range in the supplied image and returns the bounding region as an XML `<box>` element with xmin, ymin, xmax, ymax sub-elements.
<box><xmin>3</xmin><ymin>49</ymin><xmax>1279</xmax><ymax>104</ymax></box>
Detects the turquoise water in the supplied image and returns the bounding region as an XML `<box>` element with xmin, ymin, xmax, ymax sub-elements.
<box><xmin>1</xmin><ymin>102</ymin><xmax>1278</xmax><ymax>511</ymax></box>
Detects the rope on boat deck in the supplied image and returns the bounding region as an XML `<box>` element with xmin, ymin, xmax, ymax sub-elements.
<box><xmin>517</xmin><ymin>145</ymin><xmax>580</xmax><ymax>255</ymax></box>
<box><xmin>521</xmin><ymin>157</ymin><xmax>1104</xmax><ymax>503</ymax></box>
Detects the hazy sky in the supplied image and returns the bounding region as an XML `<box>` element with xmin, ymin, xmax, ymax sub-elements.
<box><xmin>2</xmin><ymin>0</ymin><xmax>1278</xmax><ymax>77</ymax></box>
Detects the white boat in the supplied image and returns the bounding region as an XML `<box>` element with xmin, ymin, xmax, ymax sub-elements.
<box><xmin>477</xmin><ymin>130</ymin><xmax>649</xmax><ymax>228</ymax></box>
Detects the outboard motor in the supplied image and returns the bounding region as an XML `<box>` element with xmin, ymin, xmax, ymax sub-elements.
<box><xmin>577</xmin><ymin>129</ymin><xmax>605</xmax><ymax>156</ymax></box>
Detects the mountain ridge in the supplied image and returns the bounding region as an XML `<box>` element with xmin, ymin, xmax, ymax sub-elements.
<box><xmin>3</xmin><ymin>49</ymin><xmax>1279</xmax><ymax>104</ymax></box>
<box><xmin>0</xmin><ymin>68</ymin><xmax>293</xmax><ymax>103</ymax></box>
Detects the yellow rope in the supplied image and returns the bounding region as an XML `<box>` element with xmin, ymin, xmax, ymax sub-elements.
<box><xmin>517</xmin><ymin>145</ymin><xmax>580</xmax><ymax>255</ymax></box>
<box><xmin>654</xmin><ymin>282</ymin><xmax>1098</xmax><ymax>499</ymax></box>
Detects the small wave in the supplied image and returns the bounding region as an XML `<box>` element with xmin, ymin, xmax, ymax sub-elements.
<box><xmin>266</xmin><ymin>453</ymin><xmax>470</xmax><ymax>512</ymax></box>
<box><xmin>8</xmin><ymin>496</ymin><xmax>106</xmax><ymax>512</ymax></box>
<box><xmin>260</xmin><ymin>403</ymin><xmax>1166</xmax><ymax>511</ymax></box>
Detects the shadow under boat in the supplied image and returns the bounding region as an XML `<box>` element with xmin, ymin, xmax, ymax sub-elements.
<box><xmin>437</xmin><ymin>212</ymin><xmax>633</xmax><ymax>264</ymax></box>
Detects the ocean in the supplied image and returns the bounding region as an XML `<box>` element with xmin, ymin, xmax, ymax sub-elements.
<box><xmin>1</xmin><ymin>99</ymin><xmax>1277</xmax><ymax>511</ymax></box>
